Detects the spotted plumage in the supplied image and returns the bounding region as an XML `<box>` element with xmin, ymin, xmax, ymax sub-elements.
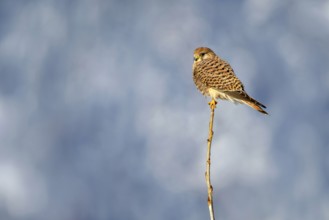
<box><xmin>193</xmin><ymin>47</ymin><xmax>268</xmax><ymax>114</ymax></box>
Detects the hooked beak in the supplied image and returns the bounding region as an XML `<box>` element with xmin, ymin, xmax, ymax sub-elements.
<box><xmin>194</xmin><ymin>55</ymin><xmax>199</xmax><ymax>61</ymax></box>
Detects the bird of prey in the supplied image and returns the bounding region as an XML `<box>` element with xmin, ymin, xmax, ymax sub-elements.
<box><xmin>193</xmin><ymin>47</ymin><xmax>268</xmax><ymax>114</ymax></box>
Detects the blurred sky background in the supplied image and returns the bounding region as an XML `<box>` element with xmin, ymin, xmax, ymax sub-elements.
<box><xmin>0</xmin><ymin>0</ymin><xmax>329</xmax><ymax>220</ymax></box>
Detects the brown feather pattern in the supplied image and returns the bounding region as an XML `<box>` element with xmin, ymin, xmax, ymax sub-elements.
<box><xmin>193</xmin><ymin>47</ymin><xmax>268</xmax><ymax>115</ymax></box>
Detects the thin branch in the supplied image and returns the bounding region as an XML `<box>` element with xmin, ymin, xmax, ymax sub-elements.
<box><xmin>205</xmin><ymin>98</ymin><xmax>217</xmax><ymax>220</ymax></box>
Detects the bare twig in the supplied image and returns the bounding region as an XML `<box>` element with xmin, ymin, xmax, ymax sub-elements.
<box><xmin>205</xmin><ymin>98</ymin><xmax>217</xmax><ymax>220</ymax></box>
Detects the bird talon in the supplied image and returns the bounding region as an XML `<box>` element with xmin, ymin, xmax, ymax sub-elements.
<box><xmin>208</xmin><ymin>99</ymin><xmax>217</xmax><ymax>109</ymax></box>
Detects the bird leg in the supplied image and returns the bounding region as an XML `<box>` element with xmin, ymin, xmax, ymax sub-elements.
<box><xmin>208</xmin><ymin>99</ymin><xmax>217</xmax><ymax>110</ymax></box>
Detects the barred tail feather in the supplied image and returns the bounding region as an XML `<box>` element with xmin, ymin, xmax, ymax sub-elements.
<box><xmin>224</xmin><ymin>91</ymin><xmax>268</xmax><ymax>115</ymax></box>
<box><xmin>243</xmin><ymin>100</ymin><xmax>268</xmax><ymax>115</ymax></box>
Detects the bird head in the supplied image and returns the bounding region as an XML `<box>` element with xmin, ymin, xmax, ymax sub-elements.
<box><xmin>193</xmin><ymin>47</ymin><xmax>216</xmax><ymax>62</ymax></box>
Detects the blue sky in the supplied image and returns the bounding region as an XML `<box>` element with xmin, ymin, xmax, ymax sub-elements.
<box><xmin>0</xmin><ymin>0</ymin><xmax>329</xmax><ymax>219</ymax></box>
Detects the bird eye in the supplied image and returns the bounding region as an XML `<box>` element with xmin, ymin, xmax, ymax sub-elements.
<box><xmin>200</xmin><ymin>53</ymin><xmax>205</xmax><ymax>56</ymax></box>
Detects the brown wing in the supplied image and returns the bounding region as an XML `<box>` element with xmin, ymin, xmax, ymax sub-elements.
<box><xmin>194</xmin><ymin>57</ymin><xmax>244</xmax><ymax>92</ymax></box>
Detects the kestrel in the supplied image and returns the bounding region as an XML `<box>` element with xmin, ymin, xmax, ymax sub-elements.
<box><xmin>193</xmin><ymin>47</ymin><xmax>268</xmax><ymax>114</ymax></box>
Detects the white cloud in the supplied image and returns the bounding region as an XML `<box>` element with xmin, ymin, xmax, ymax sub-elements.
<box><xmin>0</xmin><ymin>162</ymin><xmax>47</xmax><ymax>218</ymax></box>
<box><xmin>0</xmin><ymin>0</ymin><xmax>328</xmax><ymax>219</ymax></box>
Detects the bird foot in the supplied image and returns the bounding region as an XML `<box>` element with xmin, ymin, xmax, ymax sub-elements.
<box><xmin>208</xmin><ymin>99</ymin><xmax>217</xmax><ymax>109</ymax></box>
